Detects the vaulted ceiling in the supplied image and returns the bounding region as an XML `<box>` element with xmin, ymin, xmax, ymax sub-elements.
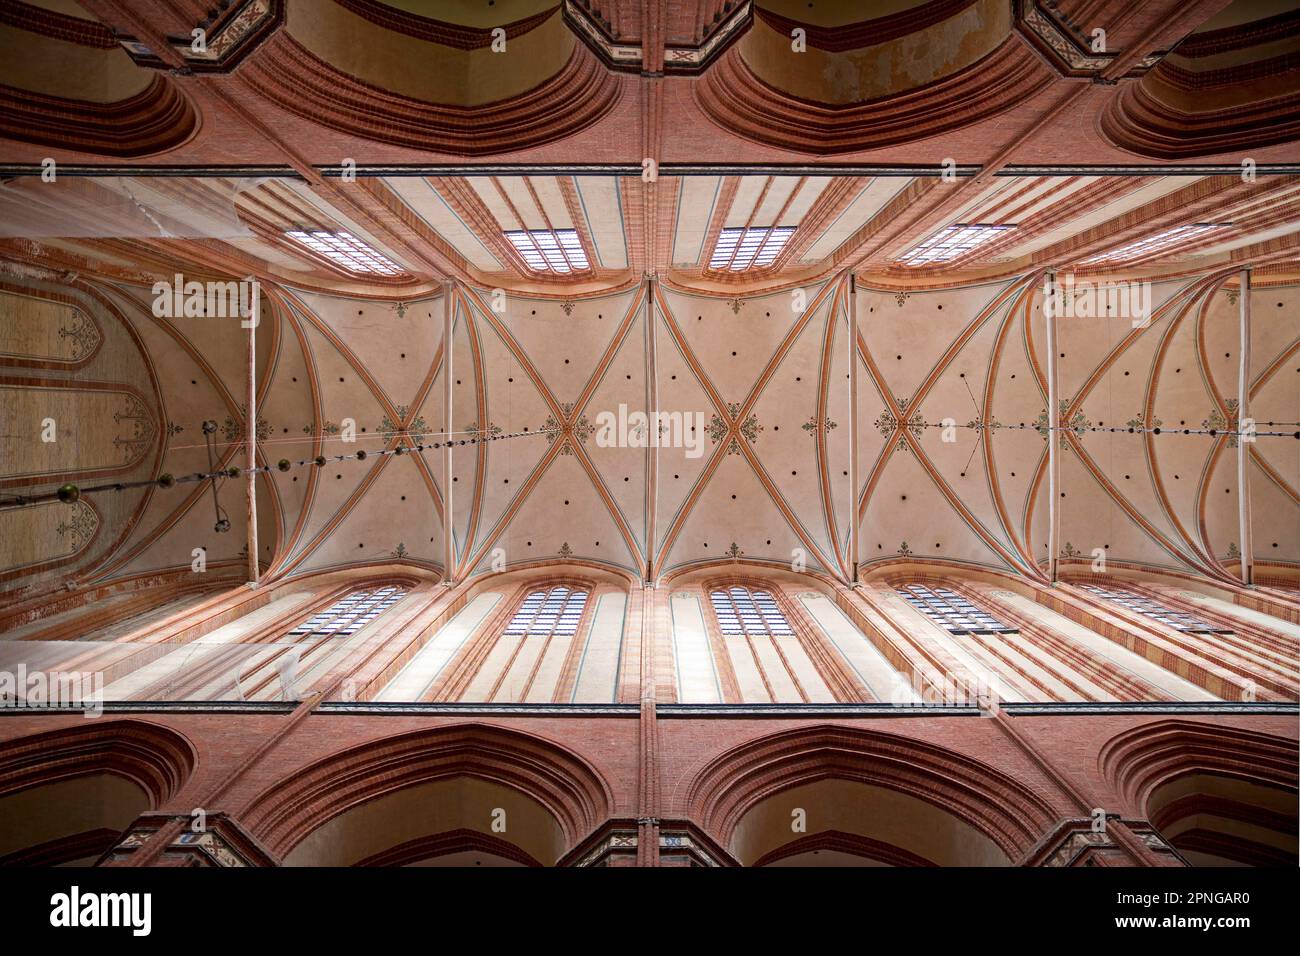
<box><xmin>0</xmin><ymin>0</ymin><xmax>1297</xmax><ymax>599</ymax></box>
<box><xmin>4</xmin><ymin>169</ymin><xmax>1300</xmax><ymax>294</ymax></box>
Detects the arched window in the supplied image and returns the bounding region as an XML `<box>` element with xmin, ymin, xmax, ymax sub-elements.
<box><xmin>286</xmin><ymin>585</ymin><xmax>408</xmax><ymax>639</ymax></box>
<box><xmin>1077</xmin><ymin>583</ymin><xmax>1231</xmax><ymax>634</ymax></box>
<box><xmin>710</xmin><ymin>586</ymin><xmax>794</xmax><ymax>637</ymax></box>
<box><xmin>502</xmin><ymin>585</ymin><xmax>589</xmax><ymax>637</ymax></box>
<box><xmin>897</xmin><ymin>584</ymin><xmax>1017</xmax><ymax>635</ymax></box>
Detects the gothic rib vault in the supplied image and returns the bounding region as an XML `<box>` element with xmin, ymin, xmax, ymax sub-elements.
<box><xmin>0</xmin><ymin>0</ymin><xmax>1297</xmax><ymax>874</ymax></box>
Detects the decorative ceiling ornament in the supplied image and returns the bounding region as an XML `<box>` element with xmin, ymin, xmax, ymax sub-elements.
<box><xmin>725</xmin><ymin>542</ymin><xmax>744</xmax><ymax>560</ymax></box>
<box><xmin>876</xmin><ymin>398</ymin><xmax>926</xmax><ymax>452</ymax></box>
<box><xmin>1126</xmin><ymin>413</ymin><xmax>1163</xmax><ymax>431</ymax></box>
<box><xmin>118</xmin><ymin>0</ymin><xmax>282</xmax><ymax>73</ymax></box>
<box><xmin>802</xmin><ymin>416</ymin><xmax>837</xmax><ymax>436</ymax></box>
<box><xmin>558</xmin><ymin>542</ymin><xmax>574</xmax><ymax>559</ymax></box>
<box><xmin>708</xmin><ymin>402</ymin><xmax>761</xmax><ymax>455</ymax></box>
<box><xmin>466</xmin><ymin>421</ymin><xmax>502</xmax><ymax>442</ymax></box>
<box><xmin>379</xmin><ymin>405</ymin><xmax>428</xmax><ymax>444</ymax></box>
<box><xmin>1035</xmin><ymin>400</ymin><xmax>1090</xmax><ymax>447</ymax></box>
<box><xmin>222</xmin><ymin>403</ymin><xmax>270</xmax><ymax>444</ymax></box>
<box><xmin>108</xmin><ymin>394</ymin><xmax>158</xmax><ymax>463</ymax></box>
<box><xmin>965</xmin><ymin>415</ymin><xmax>1004</xmax><ymax>433</ymax></box>
<box><xmin>1203</xmin><ymin>400</ymin><xmax>1241</xmax><ymax>447</ymax></box>
<box><xmin>544</xmin><ymin>403</ymin><xmax>594</xmax><ymax>456</ymax></box>
<box><xmin>56</xmin><ymin>309</ymin><xmax>99</xmax><ymax>359</ymax></box>
<box><xmin>1012</xmin><ymin>0</ymin><xmax>1165</xmax><ymax>79</ymax></box>
<box><xmin>897</xmin><ymin>541</ymin><xmax>914</xmax><ymax>557</ymax></box>
<box><xmin>564</xmin><ymin>0</ymin><xmax>751</xmax><ymax>76</ymax></box>
<box><xmin>55</xmin><ymin>500</ymin><xmax>98</xmax><ymax>549</ymax></box>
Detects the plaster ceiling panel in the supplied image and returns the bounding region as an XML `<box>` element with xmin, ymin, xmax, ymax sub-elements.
<box><xmin>450</xmin><ymin>305</ymin><xmax>483</xmax><ymax>557</ymax></box>
<box><xmin>724</xmin><ymin>175</ymin><xmax>769</xmax><ymax>227</ymax></box>
<box><xmin>491</xmin><ymin>451</ymin><xmax>638</xmax><ymax>575</ymax></box>
<box><xmin>912</xmin><ymin>314</ymin><xmax>1020</xmax><ymax>562</ymax></box>
<box><xmin>749</xmin><ymin>176</ymin><xmax>801</xmax><ymax>225</ymax></box>
<box><xmin>489</xmin><ymin>288</ymin><xmax>639</xmax><ymax>404</ymax></box>
<box><xmin>982</xmin><ymin>305</ymin><xmax>1051</xmax><ymax>558</ymax></box>
<box><xmin>467</xmin><ymin>178</ymin><xmax>516</xmax><ymax>230</ymax></box>
<box><xmin>659</xmin><ymin>451</ymin><xmax>829</xmax><ymax>577</ymax></box>
<box><xmin>782</xmin><ymin>177</ymin><xmax>833</xmax><ymax>225</ymax></box>
<box><xmin>256</xmin><ymin>307</ymin><xmax>320</xmax><ymax>550</ymax></box>
<box><xmin>855</xmin><ymin>347</ymin><xmax>891</xmax><ymax>566</ymax></box>
<box><xmin>671</xmin><ymin>176</ymin><xmax>722</xmax><ymax>268</ymax></box>
<box><xmin>1201</xmin><ymin>446</ymin><xmax>1245</xmax><ymax>569</ymax></box>
<box><xmin>115</xmin><ymin>284</ymin><xmax>247</xmax><ymax>404</ymax></box>
<box><xmin>290</xmin><ymin>455</ymin><xmax>442</xmax><ymax>575</ymax></box>
<box><xmin>1249</xmin><ymin>283</ymin><xmax>1300</xmax><ymax>393</ymax></box>
<box><xmin>580</xmin><ymin>307</ymin><xmax>649</xmax><ymax>556</ymax></box>
<box><xmin>1058</xmin><ymin>444</ymin><xmax>1188</xmax><ymax>572</ymax></box>
<box><xmin>575</xmin><ymin>176</ymin><xmax>629</xmax><ymax>270</ymax></box>
<box><xmin>1252</xmin><ymin>466</ymin><xmax>1300</xmax><ymax>566</ymax></box>
<box><xmin>291</xmin><ymin>290</ymin><xmax>442</xmax><ymax>412</ymax></box>
<box><xmin>1073</xmin><ymin>329</ymin><xmax>1194</xmax><ymax>564</ymax></box>
<box><xmin>823</xmin><ymin>309</ymin><xmax>854</xmax><ymax>560</ymax></box>
<box><xmin>95</xmin><ymin>286</ymin><xmax>251</xmax><ymax>578</ymax></box>
<box><xmin>528</xmin><ymin>176</ymin><xmax>575</xmax><ymax>229</ymax></box>
<box><xmin>661</xmin><ymin>283</ymin><xmax>831</xmax><ymax>407</ymax></box>
<box><xmin>1055</xmin><ymin>278</ymin><xmax>1193</xmax><ymax>401</ymax></box>
<box><xmin>747</xmin><ymin>292</ymin><xmax>840</xmax><ymax>564</ymax></box>
<box><xmin>461</xmin><ymin>321</ymin><xmax>555</xmax><ymax>563</ymax></box>
<box><xmin>1199</xmin><ymin>289</ymin><xmax>1248</xmax><ymax>413</ymax></box>
<box><xmin>1247</xmin><ymin>285</ymin><xmax>1300</xmax><ymax>491</ymax></box>
<box><xmin>861</xmin><ymin>280</ymin><xmax>1018</xmax><ymax>403</ymax></box>
<box><xmin>383</xmin><ymin>178</ymin><xmax>503</xmax><ymax>271</ymax></box>
<box><xmin>495</xmin><ymin>177</ymin><xmax>548</xmax><ymax>230</ymax></box>
<box><xmin>861</xmin><ymin>443</ymin><xmax>1011</xmax><ymax>572</ymax></box>
<box><xmin>274</xmin><ymin>320</ymin><xmax>391</xmax><ymax>560</ymax></box>
<box><xmin>653</xmin><ymin>303</ymin><xmax>726</xmax><ymax>560</ymax></box>
<box><xmin>800</xmin><ymin>177</ymin><xmax>911</xmax><ymax>264</ymax></box>
<box><xmin>114</xmin><ymin>477</ymin><xmax>249</xmax><ymax>580</ymax></box>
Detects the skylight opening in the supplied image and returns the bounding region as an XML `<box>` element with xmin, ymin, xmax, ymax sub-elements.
<box><xmin>895</xmin><ymin>224</ymin><xmax>1014</xmax><ymax>267</ymax></box>
<box><xmin>710</xmin><ymin>586</ymin><xmax>794</xmax><ymax>637</ymax></box>
<box><xmin>504</xmin><ymin>229</ymin><xmax>589</xmax><ymax>274</ymax></box>
<box><xmin>285</xmin><ymin>230</ymin><xmax>403</xmax><ymax>276</ymax></box>
<box><xmin>502</xmin><ymin>586</ymin><xmax>589</xmax><ymax>637</ymax></box>
<box><xmin>1077</xmin><ymin>583</ymin><xmax>1232</xmax><ymax>634</ymax></box>
<box><xmin>1076</xmin><ymin>223</ymin><xmax>1230</xmax><ymax>265</ymax></box>
<box><xmin>286</xmin><ymin>585</ymin><xmax>408</xmax><ymax>639</ymax></box>
<box><xmin>709</xmin><ymin>226</ymin><xmax>795</xmax><ymax>271</ymax></box>
<box><xmin>897</xmin><ymin>585</ymin><xmax>1018</xmax><ymax>635</ymax></box>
